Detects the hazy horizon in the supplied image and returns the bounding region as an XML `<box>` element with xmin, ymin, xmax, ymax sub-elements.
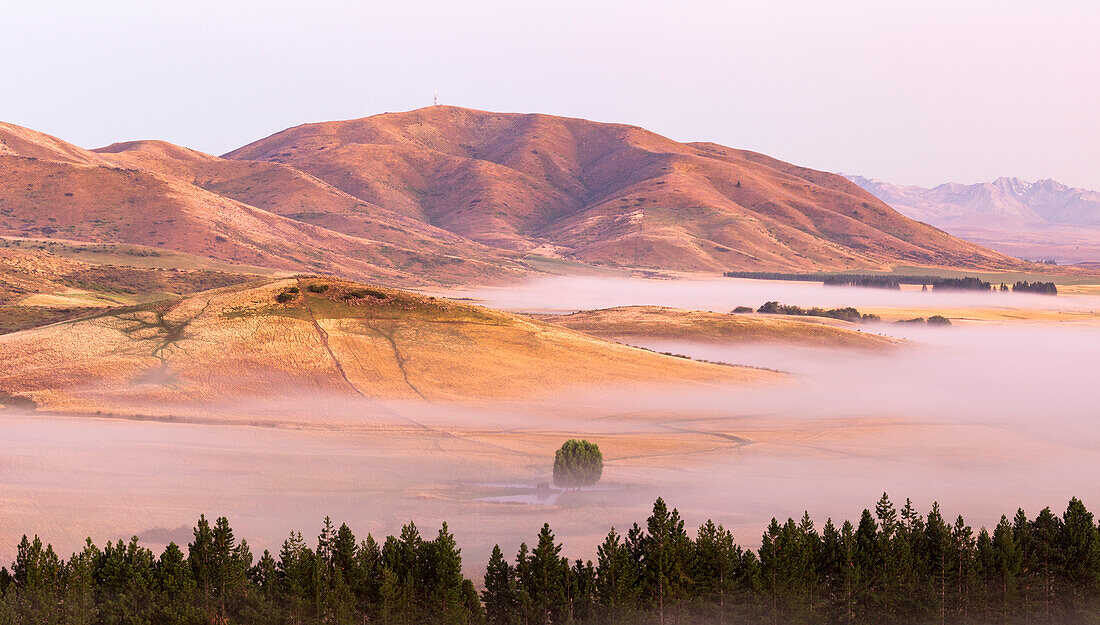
<box><xmin>3</xmin><ymin>0</ymin><xmax>1098</xmax><ymax>190</ymax></box>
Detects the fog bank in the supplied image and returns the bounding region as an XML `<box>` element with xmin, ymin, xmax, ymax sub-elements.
<box><xmin>2</xmin><ymin>275</ymin><xmax>1098</xmax><ymax>571</ymax></box>
<box><xmin>462</xmin><ymin>276</ymin><xmax>1100</xmax><ymax>314</ymax></box>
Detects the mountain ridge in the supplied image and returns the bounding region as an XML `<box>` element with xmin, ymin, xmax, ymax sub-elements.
<box><xmin>1</xmin><ymin>108</ymin><xmax>1029</xmax><ymax>286</ymax></box>
<box><xmin>847</xmin><ymin>174</ymin><xmax>1100</xmax><ymax>227</ymax></box>
<box><xmin>847</xmin><ymin>174</ymin><xmax>1100</xmax><ymax>264</ymax></box>
<box><xmin>223</xmin><ymin>105</ymin><xmax>1021</xmax><ymax>273</ymax></box>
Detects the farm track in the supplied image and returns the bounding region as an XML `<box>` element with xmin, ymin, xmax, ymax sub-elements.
<box><xmin>294</xmin><ymin>280</ymin><xmax>530</xmax><ymax>458</ymax></box>
<box><xmin>299</xmin><ymin>286</ymin><xmax>366</xmax><ymax>399</ymax></box>
<box><xmin>363</xmin><ymin>319</ymin><xmax>427</xmax><ymax>400</ymax></box>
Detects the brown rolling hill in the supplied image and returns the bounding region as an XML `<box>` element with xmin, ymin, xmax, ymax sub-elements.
<box><xmin>225</xmin><ymin>105</ymin><xmax>1024</xmax><ymax>272</ymax></box>
<box><xmin>0</xmin><ymin>278</ymin><xmax>772</xmax><ymax>416</ymax></box>
<box><xmin>541</xmin><ymin>306</ymin><xmax>900</xmax><ymax>349</ymax></box>
<box><xmin>2</xmin><ymin>109</ymin><xmax>1029</xmax><ymax>289</ymax></box>
<box><xmin>0</xmin><ymin>243</ymin><xmax>257</xmax><ymax>334</ymax></box>
<box><xmin>0</xmin><ymin>124</ymin><xmax>524</xmax><ymax>286</ymax></box>
<box><xmin>91</xmin><ymin>139</ymin><xmax>500</xmax><ymax>257</ymax></box>
<box><xmin>0</xmin><ymin>121</ymin><xmax>112</xmax><ymax>165</ymax></box>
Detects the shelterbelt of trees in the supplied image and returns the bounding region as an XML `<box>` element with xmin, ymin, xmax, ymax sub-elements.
<box><xmin>3</xmin><ymin>495</ymin><xmax>1100</xmax><ymax>625</ymax></box>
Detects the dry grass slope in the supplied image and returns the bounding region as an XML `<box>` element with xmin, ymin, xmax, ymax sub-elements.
<box><xmin>0</xmin><ymin>279</ymin><xmax>773</xmax><ymax>416</ymax></box>
<box><xmin>0</xmin><ymin>245</ymin><xmax>255</xmax><ymax>334</ymax></box>
<box><xmin>541</xmin><ymin>306</ymin><xmax>900</xmax><ymax>349</ymax></box>
<box><xmin>226</xmin><ymin>106</ymin><xmax>1025</xmax><ymax>273</ymax></box>
<box><xmin>3</xmin><ymin>108</ymin><xmax>1032</xmax><ymax>287</ymax></box>
<box><xmin>0</xmin><ymin>124</ymin><xmax>526</xmax><ymax>286</ymax></box>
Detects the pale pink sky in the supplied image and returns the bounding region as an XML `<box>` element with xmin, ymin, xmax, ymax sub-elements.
<box><xmin>3</xmin><ymin>0</ymin><xmax>1098</xmax><ymax>189</ymax></box>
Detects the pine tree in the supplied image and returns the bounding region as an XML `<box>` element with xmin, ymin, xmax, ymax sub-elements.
<box><xmin>62</xmin><ymin>539</ymin><xmax>98</xmax><ymax>625</ymax></box>
<box><xmin>516</xmin><ymin>524</ymin><xmax>568</xmax><ymax>624</ymax></box>
<box><xmin>819</xmin><ymin>519</ymin><xmax>846</xmax><ymax>623</ymax></box>
<box><xmin>96</xmin><ymin>536</ymin><xmax>156</xmax><ymax>623</ymax></box>
<box><xmin>1060</xmin><ymin>497</ymin><xmax>1100</xmax><ymax>616</ymax></box>
<box><xmin>426</xmin><ymin>523</ymin><xmax>470</xmax><ymax>625</ymax></box>
<box><xmin>975</xmin><ymin>528</ymin><xmax>997</xmax><ymax>621</ymax></box>
<box><xmin>332</xmin><ymin>523</ymin><xmax>361</xmax><ymax>591</ymax></box>
<box><xmin>356</xmin><ymin>534</ymin><xmax>384</xmax><ymax>617</ymax></box>
<box><xmin>9</xmin><ymin>535</ymin><xmax>64</xmax><ymax>624</ymax></box>
<box><xmin>1030</xmin><ymin>507</ymin><xmax>1061</xmax><ymax>621</ymax></box>
<box><xmin>250</xmin><ymin>548</ymin><xmax>279</xmax><ymax>617</ymax></box>
<box><xmin>483</xmin><ymin>545</ymin><xmax>518</xmax><ymax>625</ymax></box>
<box><xmin>1010</xmin><ymin>509</ymin><xmax>1035</xmax><ymax>615</ymax></box>
<box><xmin>759</xmin><ymin>518</ymin><xmax>783</xmax><ymax>622</ymax></box>
<box><xmin>6</xmin><ymin>497</ymin><xmax>1100</xmax><ymax>625</ymax></box>
<box><xmin>278</xmin><ymin>530</ymin><xmax>315</xmax><ymax>622</ymax></box>
<box><xmin>595</xmin><ymin>528</ymin><xmax>639</xmax><ymax>625</ymax></box>
<box><xmin>798</xmin><ymin>511</ymin><xmax>822</xmax><ymax>620</ymax></box>
<box><xmin>951</xmin><ymin>515</ymin><xmax>977</xmax><ymax>622</ymax></box>
<box><xmin>854</xmin><ymin>509</ymin><xmax>879</xmax><ymax>619</ymax></box>
<box><xmin>464</xmin><ymin>577</ymin><xmax>486</xmax><ymax>625</ymax></box>
<box><xmin>875</xmin><ymin>493</ymin><xmax>904</xmax><ymax>619</ymax></box>
<box><xmin>381</xmin><ymin>524</ymin><xmax>423</xmax><ymax>625</ymax></box>
<box><xmin>925</xmin><ymin>502</ymin><xmax>952</xmax><ymax>625</ymax></box>
<box><xmin>209</xmin><ymin>516</ymin><xmax>250</xmax><ymax>621</ymax></box>
<box><xmin>188</xmin><ymin>515</ymin><xmax>215</xmax><ymax>623</ymax></box>
<box><xmin>568</xmin><ymin>558</ymin><xmax>596</xmax><ymax>624</ymax></box>
<box><xmin>693</xmin><ymin>520</ymin><xmax>741</xmax><ymax>614</ymax></box>
<box><xmin>313</xmin><ymin>518</ymin><xmax>358</xmax><ymax>625</ymax></box>
<box><xmin>991</xmin><ymin>515</ymin><xmax>1022</xmax><ymax>621</ymax></box>
<box><xmin>380</xmin><ymin>565</ymin><xmax>405</xmax><ymax>625</ymax></box>
<box><xmin>760</xmin><ymin>517</ymin><xmax>814</xmax><ymax>623</ymax></box>
<box><xmin>638</xmin><ymin>498</ymin><xmax>692</xmax><ymax>625</ymax></box>
<box><xmin>514</xmin><ymin>543</ymin><xmax>534</xmax><ymax>625</ymax></box>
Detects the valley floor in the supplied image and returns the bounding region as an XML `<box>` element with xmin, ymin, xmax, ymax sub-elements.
<box><xmin>3</xmin><ymin>275</ymin><xmax>1099</xmax><ymax>573</ymax></box>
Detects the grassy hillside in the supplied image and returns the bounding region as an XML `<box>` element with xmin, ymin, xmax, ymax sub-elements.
<box><xmin>0</xmin><ymin>244</ymin><xmax>256</xmax><ymax>334</ymax></box>
<box><xmin>541</xmin><ymin>306</ymin><xmax>900</xmax><ymax>349</ymax></box>
<box><xmin>226</xmin><ymin>106</ymin><xmax>1024</xmax><ymax>273</ymax></box>
<box><xmin>0</xmin><ymin>278</ymin><xmax>774</xmax><ymax>415</ymax></box>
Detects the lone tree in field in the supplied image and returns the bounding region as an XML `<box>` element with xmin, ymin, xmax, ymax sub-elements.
<box><xmin>553</xmin><ymin>439</ymin><xmax>603</xmax><ymax>488</ymax></box>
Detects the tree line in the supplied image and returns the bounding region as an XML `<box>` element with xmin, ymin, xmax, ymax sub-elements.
<box><xmin>3</xmin><ymin>495</ymin><xmax>1100</xmax><ymax>624</ymax></box>
<box><xmin>930</xmin><ymin>277</ymin><xmax>992</xmax><ymax>291</ymax></box>
<box><xmin>756</xmin><ymin>301</ymin><xmax>880</xmax><ymax>323</ymax></box>
<box><xmin>822</xmin><ymin>275</ymin><xmax>901</xmax><ymax>290</ymax></box>
<box><xmin>724</xmin><ymin>272</ymin><xmax>999</xmax><ymax>292</ymax></box>
<box><xmin>1011</xmin><ymin>281</ymin><xmax>1058</xmax><ymax>295</ymax></box>
<box><xmin>721</xmin><ymin>272</ymin><xmax>1065</xmax><ymax>296</ymax></box>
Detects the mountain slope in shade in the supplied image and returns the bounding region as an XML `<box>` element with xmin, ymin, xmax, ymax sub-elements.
<box><xmin>225</xmin><ymin>106</ymin><xmax>1021</xmax><ymax>272</ymax></box>
<box><xmin>848</xmin><ymin>175</ymin><xmax>1100</xmax><ymax>264</ymax></box>
<box><xmin>0</xmin><ymin>125</ymin><xmax>525</xmax><ymax>285</ymax></box>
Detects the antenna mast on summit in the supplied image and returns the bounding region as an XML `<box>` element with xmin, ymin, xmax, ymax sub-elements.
<box><xmin>434</xmin><ymin>90</ymin><xmax>439</xmax><ymax>106</ymax></box>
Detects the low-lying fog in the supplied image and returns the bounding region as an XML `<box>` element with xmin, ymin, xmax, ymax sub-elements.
<box><xmin>2</xmin><ymin>275</ymin><xmax>1098</xmax><ymax>572</ymax></box>
<box><xmin>461</xmin><ymin>275</ymin><xmax>1100</xmax><ymax>314</ymax></box>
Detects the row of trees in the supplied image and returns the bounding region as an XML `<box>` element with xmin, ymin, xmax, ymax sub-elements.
<box><xmin>3</xmin><ymin>495</ymin><xmax>1099</xmax><ymax>624</ymax></box>
<box><xmin>822</xmin><ymin>275</ymin><xmax>902</xmax><ymax>290</ymax></box>
<box><xmin>756</xmin><ymin>301</ymin><xmax>881</xmax><ymax>323</ymax></box>
<box><xmin>0</xmin><ymin>516</ymin><xmax>478</xmax><ymax>625</ymax></box>
<box><xmin>724</xmin><ymin>272</ymin><xmax>994</xmax><ymax>290</ymax></box>
<box><xmin>896</xmin><ymin>316</ymin><xmax>952</xmax><ymax>326</ymax></box>
<box><xmin>725</xmin><ymin>272</ymin><xmax>1063</xmax><ymax>296</ymax></box>
<box><xmin>483</xmin><ymin>496</ymin><xmax>1100</xmax><ymax>625</ymax></box>
<box><xmin>1011</xmin><ymin>281</ymin><xmax>1058</xmax><ymax>295</ymax></box>
<box><xmin>930</xmin><ymin>277</ymin><xmax>992</xmax><ymax>291</ymax></box>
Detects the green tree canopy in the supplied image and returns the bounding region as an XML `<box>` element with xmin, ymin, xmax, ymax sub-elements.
<box><xmin>553</xmin><ymin>439</ymin><xmax>604</xmax><ymax>488</ymax></box>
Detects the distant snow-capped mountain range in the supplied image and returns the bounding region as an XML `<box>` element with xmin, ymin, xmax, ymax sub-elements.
<box><xmin>845</xmin><ymin>175</ymin><xmax>1100</xmax><ymax>228</ymax></box>
<box><xmin>845</xmin><ymin>175</ymin><xmax>1100</xmax><ymax>264</ymax></box>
